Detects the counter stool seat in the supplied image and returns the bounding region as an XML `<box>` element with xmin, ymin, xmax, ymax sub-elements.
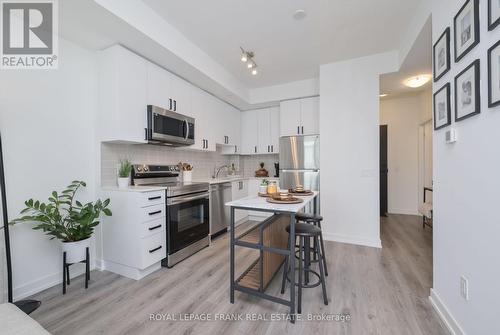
<box><xmin>295</xmin><ymin>212</ymin><xmax>323</xmax><ymax>223</ymax></box>
<box><xmin>286</xmin><ymin>222</ymin><xmax>321</xmax><ymax>237</ymax></box>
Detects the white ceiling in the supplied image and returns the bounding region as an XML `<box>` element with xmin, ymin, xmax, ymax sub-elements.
<box><xmin>143</xmin><ymin>0</ymin><xmax>423</xmax><ymax>89</ymax></box>
<box><xmin>380</xmin><ymin>17</ymin><xmax>432</xmax><ymax>97</ymax></box>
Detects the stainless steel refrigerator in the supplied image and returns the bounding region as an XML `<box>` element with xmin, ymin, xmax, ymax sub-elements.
<box><xmin>279</xmin><ymin>135</ymin><xmax>320</xmax><ymax>212</ymax></box>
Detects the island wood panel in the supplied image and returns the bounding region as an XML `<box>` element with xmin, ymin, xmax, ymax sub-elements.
<box><xmin>237</xmin><ymin>214</ymin><xmax>290</xmax><ymax>291</ymax></box>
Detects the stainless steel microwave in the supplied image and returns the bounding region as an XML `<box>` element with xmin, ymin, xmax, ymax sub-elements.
<box><xmin>146</xmin><ymin>105</ymin><xmax>195</xmax><ymax>146</ymax></box>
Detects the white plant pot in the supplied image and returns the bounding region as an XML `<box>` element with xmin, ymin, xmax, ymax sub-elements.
<box><xmin>117</xmin><ymin>177</ymin><xmax>130</xmax><ymax>189</ymax></box>
<box><xmin>62</xmin><ymin>238</ymin><xmax>90</xmax><ymax>263</ymax></box>
<box><xmin>183</xmin><ymin>171</ymin><xmax>192</xmax><ymax>182</ymax></box>
<box><xmin>259</xmin><ymin>185</ymin><xmax>268</xmax><ymax>194</ymax></box>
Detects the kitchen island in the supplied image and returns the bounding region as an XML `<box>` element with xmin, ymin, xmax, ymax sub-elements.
<box><xmin>225</xmin><ymin>192</ymin><xmax>319</xmax><ymax>323</ymax></box>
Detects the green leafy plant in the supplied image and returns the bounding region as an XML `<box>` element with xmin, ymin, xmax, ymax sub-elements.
<box><xmin>10</xmin><ymin>181</ymin><xmax>112</xmax><ymax>242</ymax></box>
<box><xmin>118</xmin><ymin>159</ymin><xmax>132</xmax><ymax>178</ymax></box>
<box><xmin>261</xmin><ymin>179</ymin><xmax>269</xmax><ymax>186</ymax></box>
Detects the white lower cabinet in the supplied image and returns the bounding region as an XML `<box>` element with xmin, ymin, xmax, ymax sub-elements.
<box><xmin>101</xmin><ymin>189</ymin><xmax>166</xmax><ymax>280</ymax></box>
<box><xmin>231</xmin><ymin>180</ymin><xmax>248</xmax><ymax>224</ymax></box>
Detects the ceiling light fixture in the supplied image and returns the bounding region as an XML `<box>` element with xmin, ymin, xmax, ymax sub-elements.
<box><xmin>239</xmin><ymin>47</ymin><xmax>259</xmax><ymax>76</ymax></box>
<box><xmin>293</xmin><ymin>9</ymin><xmax>307</xmax><ymax>20</ymax></box>
<box><xmin>403</xmin><ymin>74</ymin><xmax>432</xmax><ymax>88</ymax></box>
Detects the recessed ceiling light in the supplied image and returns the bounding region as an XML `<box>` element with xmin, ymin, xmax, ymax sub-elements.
<box><xmin>403</xmin><ymin>74</ymin><xmax>432</xmax><ymax>88</ymax></box>
<box><xmin>293</xmin><ymin>9</ymin><xmax>307</xmax><ymax>20</ymax></box>
<box><xmin>379</xmin><ymin>94</ymin><xmax>388</xmax><ymax>98</ymax></box>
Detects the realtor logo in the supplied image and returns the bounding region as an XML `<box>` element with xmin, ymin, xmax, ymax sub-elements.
<box><xmin>1</xmin><ymin>0</ymin><xmax>58</xmax><ymax>69</ymax></box>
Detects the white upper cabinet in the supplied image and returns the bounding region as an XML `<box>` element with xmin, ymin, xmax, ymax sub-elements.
<box><xmin>241</xmin><ymin>110</ymin><xmax>259</xmax><ymax>154</ymax></box>
<box><xmin>300</xmin><ymin>97</ymin><xmax>319</xmax><ymax>135</ymax></box>
<box><xmin>269</xmin><ymin>107</ymin><xmax>280</xmax><ymax>153</ymax></box>
<box><xmin>98</xmin><ymin>45</ymin><xmax>148</xmax><ymax>143</ymax></box>
<box><xmin>241</xmin><ymin>107</ymin><xmax>280</xmax><ymax>155</ymax></box>
<box><xmin>146</xmin><ymin>62</ymin><xmax>172</xmax><ymax>110</ymax></box>
<box><xmin>279</xmin><ymin>97</ymin><xmax>319</xmax><ymax>137</ymax></box>
<box><xmin>191</xmin><ymin>89</ymin><xmax>216</xmax><ymax>151</ymax></box>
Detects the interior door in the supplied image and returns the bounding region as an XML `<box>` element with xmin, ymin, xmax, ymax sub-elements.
<box><xmin>380</xmin><ymin>125</ymin><xmax>388</xmax><ymax>217</ymax></box>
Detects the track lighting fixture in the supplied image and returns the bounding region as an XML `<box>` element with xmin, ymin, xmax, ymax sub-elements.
<box><xmin>239</xmin><ymin>47</ymin><xmax>259</xmax><ymax>76</ymax></box>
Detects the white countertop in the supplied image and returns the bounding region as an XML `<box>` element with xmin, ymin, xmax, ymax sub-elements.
<box><xmin>101</xmin><ymin>186</ymin><xmax>168</xmax><ymax>193</ymax></box>
<box><xmin>225</xmin><ymin>192</ymin><xmax>318</xmax><ymax>213</ymax></box>
<box><xmin>193</xmin><ymin>176</ymin><xmax>279</xmax><ymax>185</ymax></box>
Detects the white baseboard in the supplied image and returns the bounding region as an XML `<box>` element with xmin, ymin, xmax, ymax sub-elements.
<box><xmin>322</xmin><ymin>232</ymin><xmax>382</xmax><ymax>248</ymax></box>
<box><xmin>14</xmin><ymin>262</ymin><xmax>93</xmax><ymax>300</ymax></box>
<box><xmin>429</xmin><ymin>288</ymin><xmax>466</xmax><ymax>335</ymax></box>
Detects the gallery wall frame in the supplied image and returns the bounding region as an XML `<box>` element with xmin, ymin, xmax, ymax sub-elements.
<box><xmin>434</xmin><ymin>27</ymin><xmax>451</xmax><ymax>82</ymax></box>
<box><xmin>454</xmin><ymin>0</ymin><xmax>480</xmax><ymax>62</ymax></box>
<box><xmin>488</xmin><ymin>39</ymin><xmax>500</xmax><ymax>107</ymax></box>
<box><xmin>455</xmin><ymin>59</ymin><xmax>481</xmax><ymax>121</ymax></box>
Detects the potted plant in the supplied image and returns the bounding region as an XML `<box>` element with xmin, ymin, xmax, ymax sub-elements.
<box><xmin>10</xmin><ymin>181</ymin><xmax>112</xmax><ymax>263</ymax></box>
<box><xmin>118</xmin><ymin>159</ymin><xmax>132</xmax><ymax>189</ymax></box>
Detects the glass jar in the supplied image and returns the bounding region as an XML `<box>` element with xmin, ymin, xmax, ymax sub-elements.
<box><xmin>267</xmin><ymin>181</ymin><xmax>278</xmax><ymax>195</ymax></box>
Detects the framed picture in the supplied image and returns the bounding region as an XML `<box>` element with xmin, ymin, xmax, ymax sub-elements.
<box><xmin>455</xmin><ymin>59</ymin><xmax>481</xmax><ymax>121</ymax></box>
<box><xmin>488</xmin><ymin>39</ymin><xmax>500</xmax><ymax>107</ymax></box>
<box><xmin>489</xmin><ymin>0</ymin><xmax>500</xmax><ymax>31</ymax></box>
<box><xmin>454</xmin><ymin>0</ymin><xmax>480</xmax><ymax>62</ymax></box>
<box><xmin>434</xmin><ymin>28</ymin><xmax>451</xmax><ymax>81</ymax></box>
<box><xmin>434</xmin><ymin>83</ymin><xmax>452</xmax><ymax>130</ymax></box>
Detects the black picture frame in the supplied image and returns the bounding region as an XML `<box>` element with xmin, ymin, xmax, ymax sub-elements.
<box><xmin>455</xmin><ymin>59</ymin><xmax>481</xmax><ymax>122</ymax></box>
<box><xmin>434</xmin><ymin>28</ymin><xmax>451</xmax><ymax>82</ymax></box>
<box><xmin>488</xmin><ymin>39</ymin><xmax>500</xmax><ymax>107</ymax></box>
<box><xmin>454</xmin><ymin>0</ymin><xmax>480</xmax><ymax>63</ymax></box>
<box><xmin>488</xmin><ymin>0</ymin><xmax>500</xmax><ymax>31</ymax></box>
<box><xmin>433</xmin><ymin>83</ymin><xmax>452</xmax><ymax>130</ymax></box>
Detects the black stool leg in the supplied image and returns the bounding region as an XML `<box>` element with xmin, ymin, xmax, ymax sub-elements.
<box><xmin>317</xmin><ymin>221</ymin><xmax>329</xmax><ymax>277</ymax></box>
<box><xmin>281</xmin><ymin>238</ymin><xmax>290</xmax><ymax>294</ymax></box>
<box><xmin>85</xmin><ymin>247</ymin><xmax>89</xmax><ymax>289</ymax></box>
<box><xmin>304</xmin><ymin>236</ymin><xmax>310</xmax><ymax>285</ymax></box>
<box><xmin>66</xmin><ymin>265</ymin><xmax>70</xmax><ymax>285</ymax></box>
<box><xmin>62</xmin><ymin>252</ymin><xmax>66</xmax><ymax>295</ymax></box>
<box><xmin>315</xmin><ymin>236</ymin><xmax>328</xmax><ymax>305</ymax></box>
<box><xmin>298</xmin><ymin>237</ymin><xmax>303</xmax><ymax>314</ymax></box>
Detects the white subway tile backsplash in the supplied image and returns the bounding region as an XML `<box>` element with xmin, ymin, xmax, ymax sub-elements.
<box><xmin>100</xmin><ymin>143</ymin><xmax>279</xmax><ymax>186</ymax></box>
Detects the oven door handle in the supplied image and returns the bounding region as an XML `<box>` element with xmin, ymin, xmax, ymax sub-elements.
<box><xmin>168</xmin><ymin>193</ymin><xmax>209</xmax><ymax>205</ymax></box>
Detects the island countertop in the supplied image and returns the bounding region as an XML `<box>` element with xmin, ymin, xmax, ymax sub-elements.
<box><xmin>225</xmin><ymin>191</ymin><xmax>318</xmax><ymax>213</ymax></box>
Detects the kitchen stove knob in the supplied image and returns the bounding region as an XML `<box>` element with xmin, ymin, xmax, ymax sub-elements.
<box><xmin>144</xmin><ymin>166</ymin><xmax>149</xmax><ymax>172</ymax></box>
<box><xmin>137</xmin><ymin>166</ymin><xmax>143</xmax><ymax>172</ymax></box>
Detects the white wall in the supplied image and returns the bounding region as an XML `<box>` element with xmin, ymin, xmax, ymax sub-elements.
<box><xmin>427</xmin><ymin>1</ymin><xmax>500</xmax><ymax>334</ymax></box>
<box><xmin>380</xmin><ymin>93</ymin><xmax>426</xmax><ymax>215</ymax></box>
<box><xmin>319</xmin><ymin>51</ymin><xmax>399</xmax><ymax>248</ymax></box>
<box><xmin>0</xmin><ymin>39</ymin><xmax>98</xmax><ymax>299</ymax></box>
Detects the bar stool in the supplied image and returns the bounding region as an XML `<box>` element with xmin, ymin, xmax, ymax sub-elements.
<box><xmin>280</xmin><ymin>223</ymin><xmax>328</xmax><ymax>314</ymax></box>
<box><xmin>295</xmin><ymin>212</ymin><xmax>329</xmax><ymax>277</ymax></box>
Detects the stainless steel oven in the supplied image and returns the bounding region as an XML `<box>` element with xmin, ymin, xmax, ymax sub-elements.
<box><xmin>146</xmin><ymin>105</ymin><xmax>195</xmax><ymax>146</ymax></box>
<box><xmin>164</xmin><ymin>189</ymin><xmax>209</xmax><ymax>267</ymax></box>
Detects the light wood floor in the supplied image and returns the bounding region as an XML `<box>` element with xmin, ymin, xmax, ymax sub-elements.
<box><xmin>29</xmin><ymin>215</ymin><xmax>447</xmax><ymax>335</ymax></box>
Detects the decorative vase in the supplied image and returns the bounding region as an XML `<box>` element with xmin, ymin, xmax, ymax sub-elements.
<box><xmin>117</xmin><ymin>177</ymin><xmax>129</xmax><ymax>189</ymax></box>
<box><xmin>183</xmin><ymin>170</ymin><xmax>192</xmax><ymax>182</ymax></box>
<box><xmin>62</xmin><ymin>238</ymin><xmax>90</xmax><ymax>263</ymax></box>
<box><xmin>259</xmin><ymin>185</ymin><xmax>268</xmax><ymax>194</ymax></box>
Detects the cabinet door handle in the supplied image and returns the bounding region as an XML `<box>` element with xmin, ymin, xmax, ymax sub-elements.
<box><xmin>148</xmin><ymin>224</ymin><xmax>162</xmax><ymax>231</ymax></box>
<box><xmin>149</xmin><ymin>246</ymin><xmax>162</xmax><ymax>253</ymax></box>
<box><xmin>254</xmin><ymin>146</ymin><xmax>257</xmax><ymax>153</ymax></box>
<box><xmin>301</xmin><ymin>126</ymin><xmax>304</xmax><ymax>134</ymax></box>
<box><xmin>267</xmin><ymin>145</ymin><xmax>270</xmax><ymax>152</ymax></box>
<box><xmin>206</xmin><ymin>140</ymin><xmax>209</xmax><ymax>148</ymax></box>
<box><xmin>173</xmin><ymin>100</ymin><xmax>177</xmax><ymax>111</ymax></box>
<box><xmin>297</xmin><ymin>126</ymin><xmax>300</xmax><ymax>134</ymax></box>
<box><xmin>148</xmin><ymin>196</ymin><xmax>162</xmax><ymax>201</ymax></box>
<box><xmin>148</xmin><ymin>210</ymin><xmax>162</xmax><ymax>216</ymax></box>
<box><xmin>271</xmin><ymin>145</ymin><xmax>274</xmax><ymax>152</ymax></box>
<box><xmin>235</xmin><ymin>145</ymin><xmax>237</xmax><ymax>153</ymax></box>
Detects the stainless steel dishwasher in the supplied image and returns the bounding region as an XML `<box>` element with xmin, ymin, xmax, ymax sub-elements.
<box><xmin>209</xmin><ymin>182</ymin><xmax>232</xmax><ymax>237</ymax></box>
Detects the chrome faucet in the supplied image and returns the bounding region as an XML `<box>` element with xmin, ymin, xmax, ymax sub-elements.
<box><xmin>213</xmin><ymin>165</ymin><xmax>228</xmax><ymax>179</ymax></box>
